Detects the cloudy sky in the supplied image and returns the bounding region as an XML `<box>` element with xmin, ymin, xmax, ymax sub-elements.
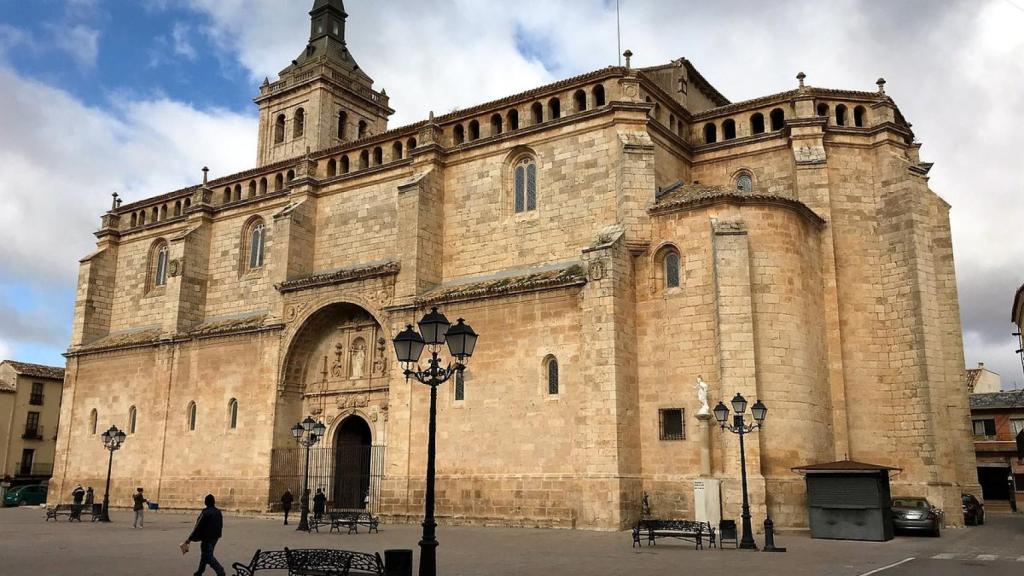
<box><xmin>0</xmin><ymin>0</ymin><xmax>1021</xmax><ymax>386</ymax></box>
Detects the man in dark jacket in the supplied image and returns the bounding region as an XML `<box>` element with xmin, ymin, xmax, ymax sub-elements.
<box><xmin>281</xmin><ymin>489</ymin><xmax>294</xmax><ymax>525</ymax></box>
<box><xmin>183</xmin><ymin>494</ymin><xmax>225</xmax><ymax>576</ymax></box>
<box><xmin>71</xmin><ymin>485</ymin><xmax>85</xmax><ymax>520</ymax></box>
<box><xmin>313</xmin><ymin>488</ymin><xmax>327</xmax><ymax>523</ymax></box>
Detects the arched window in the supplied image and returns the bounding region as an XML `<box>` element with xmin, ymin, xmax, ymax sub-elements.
<box><xmin>373</xmin><ymin>146</ymin><xmax>383</xmax><ymax>165</ymax></box>
<box><xmin>548</xmin><ymin>97</ymin><xmax>561</xmax><ymax>120</ymax></box>
<box><xmin>454</xmin><ymin>124</ymin><xmax>465</xmax><ymax>145</ymax></box>
<box><xmin>454</xmin><ymin>370</ymin><xmax>465</xmax><ymax>402</ymax></box>
<box><xmin>513</xmin><ymin>155</ymin><xmax>538</xmax><ymax>213</ymax></box>
<box><xmin>359</xmin><ymin>150</ymin><xmax>369</xmax><ymax>169</ymax></box>
<box><xmin>392</xmin><ymin>141</ymin><xmax>403</xmax><ymax>160</ymax></box>
<box><xmin>228</xmin><ymin>399</ymin><xmax>238</xmax><ymax>430</ymax></box>
<box><xmin>669</xmin><ymin>114</ymin><xmax>676</xmax><ymax>133</ymax></box>
<box><xmin>152</xmin><ymin>241</ymin><xmax>169</xmax><ymax>288</ymax></box>
<box><xmin>704</xmin><ymin>123</ymin><xmax>717</xmax><ymax>144</ymax></box>
<box><xmin>665</xmin><ymin>252</ymin><xmax>681</xmax><ymax>289</ymax></box>
<box><xmin>130</xmin><ymin>213</ymin><xmax>137</xmax><ymax>227</ymax></box>
<box><xmin>573</xmin><ymin>89</ymin><xmax>587</xmax><ymax>112</ymax></box>
<box><xmin>341</xmin><ymin>155</ymin><xmax>350</xmax><ymax>174</ymax></box>
<box><xmin>593</xmin><ymin>84</ymin><xmax>606</xmax><ymax>106</ymax></box>
<box><xmin>817</xmin><ymin>103</ymin><xmax>829</xmax><ymax>118</ymax></box>
<box><xmin>750</xmin><ymin>113</ymin><xmax>765</xmax><ymax>135</ymax></box>
<box><xmin>233</xmin><ymin>184</ymin><xmax>242</xmax><ymax>202</ymax></box>
<box><xmin>174</xmin><ymin>201</ymin><xmax>182</xmax><ymax>217</ymax></box>
<box><xmin>89</xmin><ymin>409</ymin><xmax>97</xmax><ymax>435</ymax></box>
<box><xmin>327</xmin><ymin>159</ymin><xmax>337</xmax><ymax>177</ymax></box>
<box><xmin>835</xmin><ymin>104</ymin><xmax>848</xmax><ymax>126</ymax></box>
<box><xmin>151</xmin><ymin>207</ymin><xmax>158</xmax><ymax>222</ymax></box>
<box><xmin>186</xmin><ymin>401</ymin><xmax>197</xmax><ymax>431</ymax></box>
<box><xmin>245</xmin><ymin>219</ymin><xmax>266</xmax><ymax>270</ymax></box>
<box><xmin>531</xmin><ymin>102</ymin><xmax>543</xmax><ymax>124</ymax></box>
<box><xmin>770</xmin><ymin>108</ymin><xmax>785</xmax><ymax>131</ymax></box>
<box><xmin>654</xmin><ymin>103</ymin><xmax>661</xmax><ymax>122</ymax></box>
<box><xmin>128</xmin><ymin>406</ymin><xmax>137</xmax><ymax>434</ymax></box>
<box><xmin>736</xmin><ymin>172</ymin><xmax>753</xmax><ymax>193</ymax></box>
<box><xmin>275</xmin><ymin>173</ymin><xmax>284</xmax><ymax>191</ymax></box>
<box><xmin>853</xmin><ymin>106</ymin><xmax>867</xmax><ymax>127</ymax></box>
<box><xmin>274</xmin><ymin>114</ymin><xmax>286</xmax><ymax>143</ymax></box>
<box><xmin>184</xmin><ymin>198</ymin><xmax>191</xmax><ymax>210</ymax></box>
<box><xmin>259</xmin><ymin>177</ymin><xmax>268</xmax><ymax>195</ymax></box>
<box><xmin>468</xmin><ymin>120</ymin><xmax>480</xmax><ymax>141</ymax></box>
<box><xmin>139</xmin><ymin>211</ymin><xmax>146</xmax><ymax>225</ymax></box>
<box><xmin>222</xmin><ymin>187</ymin><xmax>229</xmax><ymax>205</ymax></box>
<box><xmin>294</xmin><ymin>108</ymin><xmax>305</xmax><ymax>137</ymax></box>
<box><xmin>338</xmin><ymin>111</ymin><xmax>347</xmax><ymax>140</ymax></box>
<box><xmin>248</xmin><ymin>181</ymin><xmax>256</xmax><ymax>198</ymax></box>
<box><xmin>160</xmin><ymin>205</ymin><xmax>167</xmax><ymax>220</ymax></box>
<box><xmin>358</xmin><ymin>120</ymin><xmax>368</xmax><ymax>139</ymax></box>
<box><xmin>546</xmin><ymin>356</ymin><xmax>559</xmax><ymax>395</ymax></box>
<box><xmin>507</xmin><ymin>109</ymin><xmax>519</xmax><ymax>131</ymax></box>
<box><xmin>407</xmin><ymin>137</ymin><xmax>417</xmax><ymax>151</ymax></box>
<box><xmin>723</xmin><ymin>119</ymin><xmax>736</xmax><ymax>140</ymax></box>
<box><xmin>490</xmin><ymin>113</ymin><xmax>503</xmax><ymax>136</ymax></box>
<box><xmin>286</xmin><ymin>170</ymin><xmax>295</xmax><ymax>182</ymax></box>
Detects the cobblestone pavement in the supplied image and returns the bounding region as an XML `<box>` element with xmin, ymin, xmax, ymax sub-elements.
<box><xmin>0</xmin><ymin>507</ymin><xmax>1021</xmax><ymax>575</ymax></box>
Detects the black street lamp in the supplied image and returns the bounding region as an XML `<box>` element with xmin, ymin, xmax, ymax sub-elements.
<box><xmin>98</xmin><ymin>425</ymin><xmax>126</xmax><ymax>522</ymax></box>
<box><xmin>713</xmin><ymin>394</ymin><xmax>767</xmax><ymax>550</ymax></box>
<box><xmin>393</xmin><ymin>307</ymin><xmax>478</xmax><ymax>576</ymax></box>
<box><xmin>291</xmin><ymin>416</ymin><xmax>326</xmax><ymax>532</ymax></box>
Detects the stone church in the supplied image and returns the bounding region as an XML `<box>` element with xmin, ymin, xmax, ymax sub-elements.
<box><xmin>51</xmin><ymin>0</ymin><xmax>978</xmax><ymax>529</ymax></box>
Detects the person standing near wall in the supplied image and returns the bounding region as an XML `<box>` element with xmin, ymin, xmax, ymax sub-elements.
<box><xmin>281</xmin><ymin>489</ymin><xmax>294</xmax><ymax>526</ymax></box>
<box><xmin>132</xmin><ymin>488</ymin><xmax>148</xmax><ymax>528</ymax></box>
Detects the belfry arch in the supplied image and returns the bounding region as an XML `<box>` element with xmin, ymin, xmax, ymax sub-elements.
<box><xmin>272</xmin><ymin>301</ymin><xmax>390</xmax><ymax>510</ymax></box>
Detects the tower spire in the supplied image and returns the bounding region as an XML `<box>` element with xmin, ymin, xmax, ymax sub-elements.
<box><xmin>309</xmin><ymin>0</ymin><xmax>346</xmax><ymax>44</ymax></box>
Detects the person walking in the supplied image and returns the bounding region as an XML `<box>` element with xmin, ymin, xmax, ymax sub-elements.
<box><xmin>70</xmin><ymin>485</ymin><xmax>85</xmax><ymax>521</ymax></box>
<box><xmin>182</xmin><ymin>494</ymin><xmax>225</xmax><ymax>576</ymax></box>
<box><xmin>312</xmin><ymin>488</ymin><xmax>326</xmax><ymax>524</ymax></box>
<box><xmin>132</xmin><ymin>487</ymin><xmax>149</xmax><ymax>528</ymax></box>
<box><xmin>281</xmin><ymin>489</ymin><xmax>294</xmax><ymax>526</ymax></box>
<box><xmin>83</xmin><ymin>487</ymin><xmax>95</xmax><ymax>520</ymax></box>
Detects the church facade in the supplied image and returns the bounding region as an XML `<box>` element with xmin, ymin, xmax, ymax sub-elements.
<box><xmin>51</xmin><ymin>0</ymin><xmax>979</xmax><ymax>529</ymax></box>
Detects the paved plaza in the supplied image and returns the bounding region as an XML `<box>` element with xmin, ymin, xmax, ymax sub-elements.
<box><xmin>0</xmin><ymin>506</ymin><xmax>1022</xmax><ymax>575</ymax></box>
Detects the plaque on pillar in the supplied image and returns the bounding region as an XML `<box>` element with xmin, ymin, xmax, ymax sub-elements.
<box><xmin>693</xmin><ymin>478</ymin><xmax>722</xmax><ymax>526</ymax></box>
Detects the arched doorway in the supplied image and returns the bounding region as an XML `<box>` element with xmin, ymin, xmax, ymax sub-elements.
<box><xmin>334</xmin><ymin>416</ymin><xmax>372</xmax><ymax>509</ymax></box>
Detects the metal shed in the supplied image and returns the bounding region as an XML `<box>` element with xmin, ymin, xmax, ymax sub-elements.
<box><xmin>792</xmin><ymin>460</ymin><xmax>901</xmax><ymax>542</ymax></box>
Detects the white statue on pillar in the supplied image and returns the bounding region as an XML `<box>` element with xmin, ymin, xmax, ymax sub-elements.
<box><xmin>695</xmin><ymin>376</ymin><xmax>709</xmax><ymax>416</ymax></box>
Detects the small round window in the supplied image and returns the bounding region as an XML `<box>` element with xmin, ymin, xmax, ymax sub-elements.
<box><xmin>736</xmin><ymin>174</ymin><xmax>753</xmax><ymax>193</ymax></box>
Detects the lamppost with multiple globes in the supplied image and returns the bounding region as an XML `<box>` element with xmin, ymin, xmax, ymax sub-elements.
<box><xmin>392</xmin><ymin>307</ymin><xmax>478</xmax><ymax>576</ymax></box>
<box><xmin>713</xmin><ymin>393</ymin><xmax>767</xmax><ymax>550</ymax></box>
<box><xmin>291</xmin><ymin>416</ymin><xmax>326</xmax><ymax>532</ymax></box>
<box><xmin>99</xmin><ymin>425</ymin><xmax>126</xmax><ymax>522</ymax></box>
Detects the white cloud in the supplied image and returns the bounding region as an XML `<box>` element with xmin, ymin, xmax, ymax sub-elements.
<box><xmin>171</xmin><ymin>22</ymin><xmax>197</xmax><ymax>60</ymax></box>
<box><xmin>50</xmin><ymin>24</ymin><xmax>101</xmax><ymax>69</ymax></box>
<box><xmin>0</xmin><ymin>337</ymin><xmax>11</xmax><ymax>361</ymax></box>
<box><xmin>0</xmin><ymin>65</ymin><xmax>256</xmax><ymax>289</ymax></box>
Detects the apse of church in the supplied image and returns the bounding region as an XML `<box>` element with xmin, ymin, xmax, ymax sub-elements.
<box><xmin>52</xmin><ymin>0</ymin><xmax>978</xmax><ymax>530</ymax></box>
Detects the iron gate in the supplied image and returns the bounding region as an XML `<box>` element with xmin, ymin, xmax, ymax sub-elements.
<box><xmin>270</xmin><ymin>445</ymin><xmax>385</xmax><ymax>513</ymax></box>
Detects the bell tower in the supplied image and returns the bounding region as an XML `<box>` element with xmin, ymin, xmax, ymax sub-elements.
<box><xmin>255</xmin><ymin>0</ymin><xmax>394</xmax><ymax>167</ymax></box>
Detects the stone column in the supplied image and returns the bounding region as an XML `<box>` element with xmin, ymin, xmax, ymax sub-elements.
<box><xmin>698</xmin><ymin>413</ymin><xmax>713</xmax><ymax>477</ymax></box>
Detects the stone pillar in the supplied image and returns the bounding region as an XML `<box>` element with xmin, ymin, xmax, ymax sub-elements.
<box><xmin>577</xmin><ymin>225</ymin><xmax>641</xmax><ymax>529</ymax></box>
<box><xmin>162</xmin><ymin>221</ymin><xmax>211</xmax><ymax>335</ymax></box>
<box><xmin>698</xmin><ymin>414</ymin><xmax>713</xmax><ymax>477</ymax></box>
<box><xmin>394</xmin><ymin>168</ymin><xmax>443</xmax><ymax>300</ymax></box>
<box><xmin>711</xmin><ymin>217</ymin><xmax>766</xmax><ymax>531</ymax></box>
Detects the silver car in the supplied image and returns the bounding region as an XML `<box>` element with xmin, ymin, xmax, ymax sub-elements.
<box><xmin>891</xmin><ymin>497</ymin><xmax>942</xmax><ymax>537</ymax></box>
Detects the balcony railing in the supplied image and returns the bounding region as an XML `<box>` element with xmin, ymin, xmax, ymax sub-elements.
<box><xmin>21</xmin><ymin>425</ymin><xmax>43</xmax><ymax>440</ymax></box>
<box><xmin>15</xmin><ymin>461</ymin><xmax>53</xmax><ymax>477</ymax></box>
<box><xmin>29</xmin><ymin>393</ymin><xmax>43</xmax><ymax>405</ymax></box>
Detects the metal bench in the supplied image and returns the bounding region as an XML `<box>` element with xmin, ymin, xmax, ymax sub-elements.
<box><xmin>231</xmin><ymin>549</ymin><xmax>289</xmax><ymax>576</ymax></box>
<box><xmin>328</xmin><ymin>510</ymin><xmax>380</xmax><ymax>535</ymax></box>
<box><xmin>283</xmin><ymin>547</ymin><xmax>384</xmax><ymax>576</ymax></box>
<box><xmin>632</xmin><ymin>519</ymin><xmax>716</xmax><ymax>549</ymax></box>
<box><xmin>45</xmin><ymin>504</ymin><xmax>97</xmax><ymax>522</ymax></box>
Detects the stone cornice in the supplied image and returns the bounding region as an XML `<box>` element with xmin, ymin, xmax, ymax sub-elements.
<box><xmin>410</xmin><ymin>264</ymin><xmax>587</xmax><ymax>307</ymax></box>
<box><xmin>276</xmin><ymin>261</ymin><xmax>400</xmax><ymax>294</ymax></box>
<box><xmin>650</xmin><ymin>191</ymin><xmax>825</xmax><ymax>228</ymax></box>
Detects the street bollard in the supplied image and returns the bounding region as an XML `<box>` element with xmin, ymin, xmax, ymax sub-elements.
<box><xmin>384</xmin><ymin>549</ymin><xmax>413</xmax><ymax>576</ymax></box>
<box><xmin>762</xmin><ymin>517</ymin><xmax>786</xmax><ymax>552</ymax></box>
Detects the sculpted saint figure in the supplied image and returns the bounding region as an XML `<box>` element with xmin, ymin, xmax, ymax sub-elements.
<box><xmin>695</xmin><ymin>376</ymin><xmax>709</xmax><ymax>416</ymax></box>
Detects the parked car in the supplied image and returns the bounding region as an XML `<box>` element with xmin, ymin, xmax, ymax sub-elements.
<box><xmin>962</xmin><ymin>493</ymin><xmax>985</xmax><ymax>525</ymax></box>
<box><xmin>891</xmin><ymin>497</ymin><xmax>942</xmax><ymax>536</ymax></box>
<box><xmin>2</xmin><ymin>484</ymin><xmax>47</xmax><ymax>507</ymax></box>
